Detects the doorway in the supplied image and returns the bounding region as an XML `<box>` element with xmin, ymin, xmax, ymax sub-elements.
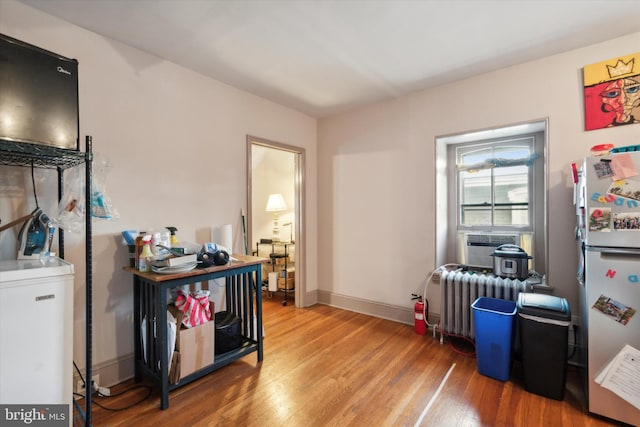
<box><xmin>247</xmin><ymin>135</ymin><xmax>305</xmax><ymax>308</ymax></box>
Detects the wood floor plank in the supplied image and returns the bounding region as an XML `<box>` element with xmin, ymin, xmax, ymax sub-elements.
<box><xmin>82</xmin><ymin>296</ymin><xmax>621</xmax><ymax>427</ymax></box>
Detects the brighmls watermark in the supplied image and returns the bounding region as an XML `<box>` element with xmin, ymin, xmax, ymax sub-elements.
<box><xmin>1</xmin><ymin>405</ymin><xmax>68</xmax><ymax>426</ymax></box>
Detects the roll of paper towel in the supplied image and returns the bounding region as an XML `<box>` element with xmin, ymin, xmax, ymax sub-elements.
<box><xmin>212</xmin><ymin>224</ymin><xmax>233</xmax><ymax>253</ymax></box>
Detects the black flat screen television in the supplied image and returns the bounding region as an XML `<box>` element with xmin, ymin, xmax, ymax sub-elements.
<box><xmin>0</xmin><ymin>33</ymin><xmax>79</xmax><ymax>150</ymax></box>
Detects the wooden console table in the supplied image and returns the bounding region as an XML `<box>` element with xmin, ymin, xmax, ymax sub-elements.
<box><xmin>124</xmin><ymin>254</ymin><xmax>267</xmax><ymax>409</ymax></box>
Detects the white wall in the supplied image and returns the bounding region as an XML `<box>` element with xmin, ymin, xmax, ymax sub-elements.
<box><xmin>318</xmin><ymin>32</ymin><xmax>640</xmax><ymax>318</ymax></box>
<box><xmin>0</xmin><ymin>0</ymin><xmax>317</xmax><ymax>384</ymax></box>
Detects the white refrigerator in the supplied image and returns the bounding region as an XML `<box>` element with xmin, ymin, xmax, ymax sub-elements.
<box><xmin>575</xmin><ymin>151</ymin><xmax>640</xmax><ymax>426</ymax></box>
<box><xmin>0</xmin><ymin>257</ymin><xmax>74</xmax><ymax>425</ymax></box>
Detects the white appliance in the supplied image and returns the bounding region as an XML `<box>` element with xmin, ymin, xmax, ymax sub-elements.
<box><xmin>575</xmin><ymin>151</ymin><xmax>640</xmax><ymax>426</ymax></box>
<box><xmin>0</xmin><ymin>257</ymin><xmax>74</xmax><ymax>423</ymax></box>
<box><xmin>464</xmin><ymin>232</ymin><xmax>519</xmax><ymax>268</ymax></box>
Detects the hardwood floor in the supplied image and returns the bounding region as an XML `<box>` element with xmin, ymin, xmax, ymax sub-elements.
<box><xmin>83</xmin><ymin>293</ymin><xmax>622</xmax><ymax>427</ymax></box>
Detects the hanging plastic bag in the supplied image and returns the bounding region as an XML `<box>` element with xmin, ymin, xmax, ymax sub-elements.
<box><xmin>54</xmin><ymin>165</ymin><xmax>85</xmax><ymax>233</ymax></box>
<box><xmin>91</xmin><ymin>153</ymin><xmax>119</xmax><ymax>220</ymax></box>
<box><xmin>54</xmin><ymin>153</ymin><xmax>119</xmax><ymax>232</ymax></box>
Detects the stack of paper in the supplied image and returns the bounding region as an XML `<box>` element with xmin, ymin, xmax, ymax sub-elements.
<box><xmin>595</xmin><ymin>344</ymin><xmax>640</xmax><ymax>410</ymax></box>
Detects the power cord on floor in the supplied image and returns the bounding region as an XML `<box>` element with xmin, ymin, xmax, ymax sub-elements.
<box><xmin>439</xmin><ymin>330</ymin><xmax>477</xmax><ymax>357</ymax></box>
<box><xmin>72</xmin><ymin>360</ymin><xmax>154</xmax><ymax>413</ymax></box>
<box><xmin>73</xmin><ymin>383</ymin><xmax>153</xmax><ymax>412</ymax></box>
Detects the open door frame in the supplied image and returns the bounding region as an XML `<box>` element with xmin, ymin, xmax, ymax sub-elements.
<box><xmin>246</xmin><ymin>135</ymin><xmax>305</xmax><ymax>308</ymax></box>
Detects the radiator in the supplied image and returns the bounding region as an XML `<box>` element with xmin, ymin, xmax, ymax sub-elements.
<box><xmin>439</xmin><ymin>269</ymin><xmax>531</xmax><ymax>342</ymax></box>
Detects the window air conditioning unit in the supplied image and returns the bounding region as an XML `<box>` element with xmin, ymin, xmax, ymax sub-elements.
<box><xmin>464</xmin><ymin>232</ymin><xmax>520</xmax><ymax>268</ymax></box>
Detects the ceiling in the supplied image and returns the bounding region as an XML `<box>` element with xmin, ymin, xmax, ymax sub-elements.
<box><xmin>17</xmin><ymin>0</ymin><xmax>640</xmax><ymax>118</ymax></box>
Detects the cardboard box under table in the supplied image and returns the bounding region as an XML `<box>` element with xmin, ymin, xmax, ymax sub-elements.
<box><xmin>168</xmin><ymin>304</ymin><xmax>215</xmax><ymax>383</ymax></box>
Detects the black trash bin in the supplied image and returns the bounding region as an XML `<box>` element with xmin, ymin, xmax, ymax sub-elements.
<box><xmin>517</xmin><ymin>293</ymin><xmax>571</xmax><ymax>400</ymax></box>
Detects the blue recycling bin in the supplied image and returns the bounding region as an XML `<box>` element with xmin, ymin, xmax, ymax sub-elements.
<box><xmin>472</xmin><ymin>297</ymin><xmax>517</xmax><ymax>381</ymax></box>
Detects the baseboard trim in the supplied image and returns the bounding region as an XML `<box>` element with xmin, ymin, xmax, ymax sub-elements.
<box><xmin>74</xmin><ymin>353</ymin><xmax>135</xmax><ymax>389</ymax></box>
<box><xmin>316</xmin><ymin>290</ymin><xmax>440</xmax><ymax>326</ymax></box>
<box><xmin>303</xmin><ymin>289</ymin><xmax>319</xmax><ymax>306</ymax></box>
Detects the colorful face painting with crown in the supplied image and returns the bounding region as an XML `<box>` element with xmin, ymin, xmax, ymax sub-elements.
<box><xmin>583</xmin><ymin>52</ymin><xmax>640</xmax><ymax>131</ymax></box>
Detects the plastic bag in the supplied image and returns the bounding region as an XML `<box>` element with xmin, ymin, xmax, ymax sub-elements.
<box><xmin>141</xmin><ymin>311</ymin><xmax>176</xmax><ymax>375</ymax></box>
<box><xmin>174</xmin><ymin>289</ymin><xmax>212</xmax><ymax>328</ymax></box>
<box><xmin>54</xmin><ymin>165</ymin><xmax>85</xmax><ymax>233</ymax></box>
<box><xmin>54</xmin><ymin>153</ymin><xmax>119</xmax><ymax>232</ymax></box>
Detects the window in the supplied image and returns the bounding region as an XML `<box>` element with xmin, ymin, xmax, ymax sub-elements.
<box><xmin>456</xmin><ymin>137</ymin><xmax>535</xmax><ymax>229</ymax></box>
<box><xmin>435</xmin><ymin>121</ymin><xmax>546</xmax><ymax>274</ymax></box>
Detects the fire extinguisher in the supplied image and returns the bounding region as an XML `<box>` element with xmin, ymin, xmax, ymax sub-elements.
<box><xmin>412</xmin><ymin>294</ymin><xmax>427</xmax><ymax>335</ymax></box>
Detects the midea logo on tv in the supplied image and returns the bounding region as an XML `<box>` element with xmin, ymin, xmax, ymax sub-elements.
<box><xmin>56</xmin><ymin>66</ymin><xmax>72</xmax><ymax>75</ymax></box>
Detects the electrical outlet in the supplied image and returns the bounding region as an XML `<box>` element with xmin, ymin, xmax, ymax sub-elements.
<box><xmin>75</xmin><ymin>375</ymin><xmax>100</xmax><ymax>394</ymax></box>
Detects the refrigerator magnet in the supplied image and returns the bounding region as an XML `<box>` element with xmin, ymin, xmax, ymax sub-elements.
<box><xmin>609</xmin><ymin>153</ymin><xmax>638</xmax><ymax>181</ymax></box>
<box><xmin>592</xmin><ymin>294</ymin><xmax>637</xmax><ymax>326</ymax></box>
<box><xmin>594</xmin><ymin>161</ymin><xmax>613</xmax><ymax>178</ymax></box>
<box><xmin>608</xmin><ymin>179</ymin><xmax>640</xmax><ymax>203</ymax></box>
<box><xmin>589</xmin><ymin>208</ymin><xmax>612</xmax><ymax>232</ymax></box>
<box><xmin>613</xmin><ymin>212</ymin><xmax>640</xmax><ymax>230</ymax></box>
